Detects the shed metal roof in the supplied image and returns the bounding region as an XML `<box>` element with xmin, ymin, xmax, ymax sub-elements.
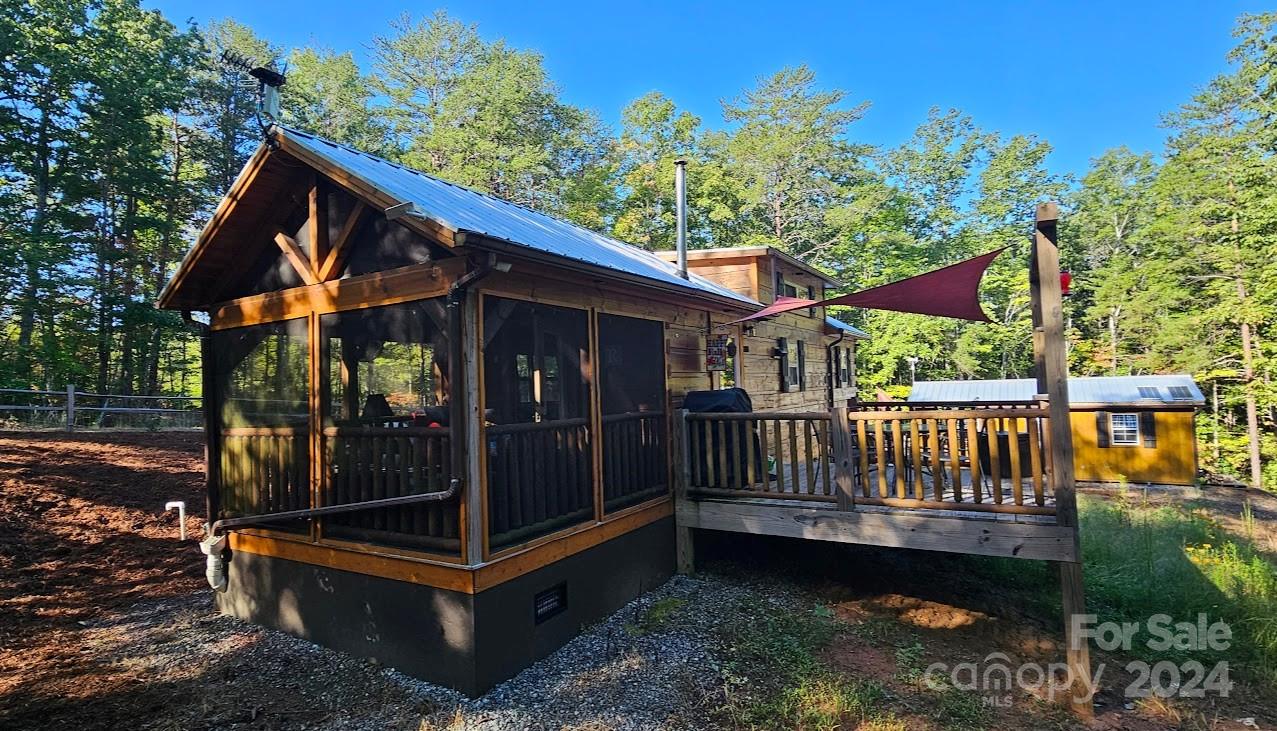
<box><xmin>278</xmin><ymin>126</ymin><xmax>757</xmax><ymax>307</ymax></box>
<box><xmin>908</xmin><ymin>375</ymin><xmax>1205</xmax><ymax>407</ymax></box>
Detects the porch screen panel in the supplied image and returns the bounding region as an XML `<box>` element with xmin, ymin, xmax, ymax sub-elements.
<box><xmin>319</xmin><ymin>298</ymin><xmax>460</xmax><ymax>556</ymax></box>
<box><xmin>599</xmin><ymin>314</ymin><xmax>668</xmax><ymax>512</ymax></box>
<box><xmin>211</xmin><ymin>318</ymin><xmax>310</xmax><ymax>526</ymax></box>
<box><xmin>483</xmin><ymin>297</ymin><xmax>593</xmax><ymax>551</ymax></box>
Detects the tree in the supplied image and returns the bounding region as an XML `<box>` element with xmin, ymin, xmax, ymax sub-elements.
<box><xmin>282</xmin><ymin>47</ymin><xmax>389</xmax><ymax>153</ymax></box>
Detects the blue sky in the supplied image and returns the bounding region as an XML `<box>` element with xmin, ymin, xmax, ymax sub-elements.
<box><xmin>147</xmin><ymin>0</ymin><xmax>1254</xmax><ymax>179</ymax></box>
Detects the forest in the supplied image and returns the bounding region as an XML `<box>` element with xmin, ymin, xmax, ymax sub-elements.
<box><xmin>1</xmin><ymin>1</ymin><xmax>1273</xmax><ymax>488</ymax></box>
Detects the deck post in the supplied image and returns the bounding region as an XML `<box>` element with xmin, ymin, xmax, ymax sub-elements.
<box><xmin>831</xmin><ymin>406</ymin><xmax>856</xmax><ymax>511</ymax></box>
<box><xmin>1032</xmin><ymin>202</ymin><xmax>1093</xmax><ymax>718</ymax></box>
<box><xmin>673</xmin><ymin>408</ymin><xmax>694</xmax><ymax>574</ymax></box>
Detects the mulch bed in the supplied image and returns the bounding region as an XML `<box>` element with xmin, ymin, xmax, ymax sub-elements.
<box><xmin>0</xmin><ymin>431</ymin><xmax>205</xmax><ymax>728</ymax></box>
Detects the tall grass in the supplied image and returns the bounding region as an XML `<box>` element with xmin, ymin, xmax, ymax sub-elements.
<box><xmin>977</xmin><ymin>494</ymin><xmax>1277</xmax><ymax>684</ymax></box>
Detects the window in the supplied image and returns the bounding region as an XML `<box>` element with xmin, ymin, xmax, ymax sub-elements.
<box><xmin>1167</xmin><ymin>385</ymin><xmax>1194</xmax><ymax>400</ymax></box>
<box><xmin>1137</xmin><ymin>386</ymin><xmax>1160</xmax><ymax>400</ymax></box>
<box><xmin>1110</xmin><ymin>413</ymin><xmax>1140</xmax><ymax>445</ymax></box>
<box><xmin>322</xmin><ymin>300</ymin><xmax>448</xmax><ymax>426</ymax></box>
<box><xmin>599</xmin><ymin>314</ymin><xmax>667</xmax><ymax>512</ymax></box>
<box><xmin>483</xmin><ymin>297</ymin><xmax>593</xmax><ymax>550</ymax></box>
<box><xmin>211</xmin><ymin>318</ymin><xmax>310</xmax><ymax>524</ymax></box>
<box><xmin>319</xmin><ymin>299</ymin><xmax>459</xmax><ymax>554</ymax></box>
<box><xmin>840</xmin><ymin>348</ymin><xmax>851</xmax><ymax>386</ymax></box>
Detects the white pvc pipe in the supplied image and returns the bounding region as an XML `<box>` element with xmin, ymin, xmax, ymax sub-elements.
<box><xmin>165</xmin><ymin>501</ymin><xmax>187</xmax><ymax>541</ymax></box>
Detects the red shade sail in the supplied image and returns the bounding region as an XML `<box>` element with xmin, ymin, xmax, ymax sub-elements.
<box><xmin>729</xmin><ymin>248</ymin><xmax>1006</xmax><ymax>325</ymax></box>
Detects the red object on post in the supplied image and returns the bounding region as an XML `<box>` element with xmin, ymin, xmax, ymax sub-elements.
<box><xmin>1060</xmin><ymin>270</ymin><xmax>1072</xmax><ymax>297</ymax></box>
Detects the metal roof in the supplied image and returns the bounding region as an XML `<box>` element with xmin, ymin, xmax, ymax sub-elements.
<box><xmin>278</xmin><ymin>126</ymin><xmax>757</xmax><ymax>307</ymax></box>
<box><xmin>825</xmin><ymin>316</ymin><xmax>870</xmax><ymax>339</ymax></box>
<box><xmin>908</xmin><ymin>375</ymin><xmax>1205</xmax><ymax>407</ymax></box>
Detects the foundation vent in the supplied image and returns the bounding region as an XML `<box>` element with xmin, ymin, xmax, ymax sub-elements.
<box><xmin>533</xmin><ymin>583</ymin><xmax>568</xmax><ymax>624</ymax></box>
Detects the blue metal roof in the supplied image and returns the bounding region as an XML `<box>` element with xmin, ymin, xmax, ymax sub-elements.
<box><xmin>908</xmin><ymin>375</ymin><xmax>1205</xmax><ymax>406</ymax></box>
<box><xmin>825</xmin><ymin>316</ymin><xmax>869</xmax><ymax>339</ymax></box>
<box><xmin>278</xmin><ymin>126</ymin><xmax>757</xmax><ymax>306</ymax></box>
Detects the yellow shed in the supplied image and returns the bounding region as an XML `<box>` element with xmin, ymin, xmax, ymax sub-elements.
<box><xmin>909</xmin><ymin>375</ymin><xmax>1204</xmax><ymax>486</ymax></box>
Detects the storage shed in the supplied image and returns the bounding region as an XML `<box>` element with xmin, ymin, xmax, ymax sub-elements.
<box><xmin>909</xmin><ymin>375</ymin><xmax>1205</xmax><ymax>485</ymax></box>
<box><xmin>159</xmin><ymin>125</ymin><xmax>858</xmax><ymax>694</ymax></box>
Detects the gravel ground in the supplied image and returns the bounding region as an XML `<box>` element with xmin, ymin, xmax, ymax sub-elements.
<box><xmin>51</xmin><ymin>573</ymin><xmax>798</xmax><ymax>731</ymax></box>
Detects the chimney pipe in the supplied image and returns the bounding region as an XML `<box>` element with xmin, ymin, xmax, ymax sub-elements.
<box><xmin>674</xmin><ymin>159</ymin><xmax>688</xmax><ymax>279</ymax></box>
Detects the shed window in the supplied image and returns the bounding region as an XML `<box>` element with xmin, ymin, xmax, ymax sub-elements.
<box><xmin>1110</xmin><ymin>413</ymin><xmax>1140</xmax><ymax>446</ymax></box>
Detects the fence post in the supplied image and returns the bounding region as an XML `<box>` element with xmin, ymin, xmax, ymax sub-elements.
<box><xmin>673</xmin><ymin>409</ymin><xmax>694</xmax><ymax>574</ymax></box>
<box><xmin>65</xmin><ymin>384</ymin><xmax>75</xmax><ymax>432</ymax></box>
<box><xmin>831</xmin><ymin>406</ymin><xmax>855</xmax><ymax>511</ymax></box>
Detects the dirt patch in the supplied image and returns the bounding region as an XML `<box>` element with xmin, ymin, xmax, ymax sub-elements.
<box><xmin>0</xmin><ymin>431</ymin><xmax>205</xmax><ymax>728</ymax></box>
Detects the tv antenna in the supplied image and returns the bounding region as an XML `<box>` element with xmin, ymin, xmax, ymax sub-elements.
<box><xmin>219</xmin><ymin>50</ymin><xmax>287</xmax><ymax>140</ymax></box>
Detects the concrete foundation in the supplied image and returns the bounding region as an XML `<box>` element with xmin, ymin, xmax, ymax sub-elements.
<box><xmin>216</xmin><ymin>516</ymin><xmax>675</xmax><ymax>696</ymax></box>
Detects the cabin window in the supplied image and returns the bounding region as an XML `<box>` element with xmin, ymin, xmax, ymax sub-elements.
<box><xmin>1110</xmin><ymin>413</ymin><xmax>1140</xmax><ymax>446</ymax></box>
<box><xmin>599</xmin><ymin>313</ymin><xmax>668</xmax><ymax>513</ymax></box>
<box><xmin>210</xmin><ymin>318</ymin><xmax>310</xmax><ymax>524</ymax></box>
<box><xmin>839</xmin><ymin>347</ymin><xmax>851</xmax><ymax>386</ymax></box>
<box><xmin>318</xmin><ymin>299</ymin><xmax>460</xmax><ymax>555</ymax></box>
<box><xmin>483</xmin><ymin>297</ymin><xmax>594</xmax><ymax>551</ymax></box>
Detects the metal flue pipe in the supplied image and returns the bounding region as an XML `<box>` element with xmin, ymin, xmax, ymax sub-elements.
<box><xmin>674</xmin><ymin>159</ymin><xmax>688</xmax><ymax>279</ymax></box>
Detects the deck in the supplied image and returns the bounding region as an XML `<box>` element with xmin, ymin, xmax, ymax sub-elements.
<box><xmin>673</xmin><ymin>405</ymin><xmax>1079</xmax><ymax>564</ymax></box>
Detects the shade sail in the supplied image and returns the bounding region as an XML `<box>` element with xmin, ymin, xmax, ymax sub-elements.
<box><xmin>729</xmin><ymin>248</ymin><xmax>1006</xmax><ymax>325</ymax></box>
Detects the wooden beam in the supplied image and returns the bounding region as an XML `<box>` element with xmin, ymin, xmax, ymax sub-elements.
<box><xmin>274</xmin><ymin>229</ymin><xmax>319</xmax><ymax>286</ymax></box>
<box><xmin>831</xmin><ymin>406</ymin><xmax>856</xmax><ymax>511</ymax></box>
<box><xmin>676</xmin><ymin>499</ymin><xmax>1078</xmax><ymax>562</ymax></box>
<box><xmin>318</xmin><ymin>201</ymin><xmax>367</xmax><ymax>281</ymax></box>
<box><xmin>209</xmin><ymin>258</ymin><xmax>467</xmax><ymax>330</ymax></box>
<box><xmin>1033</xmin><ymin>202</ymin><xmax>1093</xmax><ymax>719</ymax></box>
<box><xmin>309</xmin><ymin>178</ymin><xmax>328</xmax><ymax>273</ymax></box>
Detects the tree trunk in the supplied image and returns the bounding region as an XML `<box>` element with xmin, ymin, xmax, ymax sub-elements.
<box><xmin>16</xmin><ymin>106</ymin><xmax>52</xmax><ymax>379</ymax></box>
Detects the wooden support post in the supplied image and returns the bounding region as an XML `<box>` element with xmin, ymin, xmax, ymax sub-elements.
<box><xmin>673</xmin><ymin>409</ymin><xmax>694</xmax><ymax>574</ymax></box>
<box><xmin>199</xmin><ymin>336</ymin><xmax>221</xmax><ymax>525</ymax></box>
<box><xmin>831</xmin><ymin>406</ymin><xmax>856</xmax><ymax>511</ymax></box>
<box><xmin>461</xmin><ymin>288</ymin><xmax>485</xmax><ymax>565</ymax></box>
<box><xmin>1032</xmin><ymin>202</ymin><xmax>1093</xmax><ymax>719</ymax></box>
<box><xmin>65</xmin><ymin>384</ymin><xmax>75</xmax><ymax>432</ymax></box>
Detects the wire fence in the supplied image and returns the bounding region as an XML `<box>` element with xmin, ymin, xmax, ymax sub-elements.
<box><xmin>0</xmin><ymin>386</ymin><xmax>203</xmax><ymax>431</ymax></box>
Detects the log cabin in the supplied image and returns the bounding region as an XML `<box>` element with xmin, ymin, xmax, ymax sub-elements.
<box><xmin>159</xmin><ymin>126</ymin><xmax>871</xmax><ymax>694</ymax></box>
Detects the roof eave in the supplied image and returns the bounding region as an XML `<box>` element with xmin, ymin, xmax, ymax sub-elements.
<box><xmin>462</xmin><ymin>232</ymin><xmax>760</xmax><ymax>312</ymax></box>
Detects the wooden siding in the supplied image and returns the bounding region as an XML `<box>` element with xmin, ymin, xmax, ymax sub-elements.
<box><xmin>1069</xmin><ymin>409</ymin><xmax>1198</xmax><ymax>485</ymax></box>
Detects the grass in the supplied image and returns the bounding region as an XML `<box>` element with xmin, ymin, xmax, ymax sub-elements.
<box><xmin>624</xmin><ymin>597</ymin><xmax>687</xmax><ymax>636</ymax></box>
<box><xmin>715</xmin><ymin>598</ymin><xmax>904</xmax><ymax>730</ymax></box>
<box><xmin>974</xmin><ymin>493</ymin><xmax>1277</xmax><ymax>684</ymax></box>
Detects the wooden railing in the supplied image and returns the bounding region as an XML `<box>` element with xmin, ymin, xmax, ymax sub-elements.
<box><xmin>678</xmin><ymin>406</ymin><xmax>1057</xmax><ymax>517</ymax></box>
<box><xmin>220</xmin><ymin>427</ymin><xmax>310</xmax><ymax>526</ymax></box>
<box><xmin>683</xmin><ymin>412</ymin><xmax>835</xmax><ymax>500</ymax></box>
<box><xmin>846</xmin><ymin>408</ymin><xmax>1054</xmax><ymax>515</ymax></box>
<box><xmin>602</xmin><ymin>411</ymin><xmax>668</xmax><ymax>512</ymax></box>
<box><xmin>323</xmin><ymin>426</ymin><xmax>460</xmax><ymax>553</ymax></box>
<box><xmin>486</xmin><ymin>418</ymin><xmax>593</xmax><ymax>550</ymax></box>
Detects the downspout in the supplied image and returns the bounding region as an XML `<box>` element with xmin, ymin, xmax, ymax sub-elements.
<box><xmin>826</xmin><ymin>331</ymin><xmax>845</xmax><ymax>410</ymax></box>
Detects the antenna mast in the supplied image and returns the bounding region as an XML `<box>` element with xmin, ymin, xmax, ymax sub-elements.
<box><xmin>219</xmin><ymin>51</ymin><xmax>287</xmax><ymax>138</ymax></box>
